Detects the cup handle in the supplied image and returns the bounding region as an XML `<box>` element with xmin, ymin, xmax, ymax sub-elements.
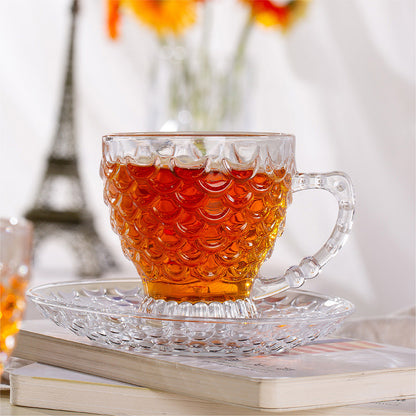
<box><xmin>251</xmin><ymin>171</ymin><xmax>355</xmax><ymax>300</ymax></box>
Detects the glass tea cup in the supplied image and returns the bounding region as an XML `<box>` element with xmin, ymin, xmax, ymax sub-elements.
<box><xmin>100</xmin><ymin>132</ymin><xmax>354</xmax><ymax>318</ymax></box>
<box><xmin>0</xmin><ymin>217</ymin><xmax>33</xmax><ymax>375</ymax></box>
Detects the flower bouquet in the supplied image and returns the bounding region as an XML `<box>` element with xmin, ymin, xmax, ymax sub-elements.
<box><xmin>107</xmin><ymin>0</ymin><xmax>310</xmax><ymax>131</ymax></box>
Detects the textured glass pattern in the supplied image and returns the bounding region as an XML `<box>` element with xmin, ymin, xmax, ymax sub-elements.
<box><xmin>99</xmin><ymin>133</ymin><xmax>355</xmax><ymax>317</ymax></box>
<box><xmin>251</xmin><ymin>171</ymin><xmax>355</xmax><ymax>299</ymax></box>
<box><xmin>101</xmin><ymin>134</ymin><xmax>296</xmax><ymax>314</ymax></box>
<box><xmin>27</xmin><ymin>279</ymin><xmax>354</xmax><ymax>357</ymax></box>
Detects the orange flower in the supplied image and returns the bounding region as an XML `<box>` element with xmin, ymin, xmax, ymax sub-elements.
<box><xmin>242</xmin><ymin>0</ymin><xmax>309</xmax><ymax>31</ymax></box>
<box><xmin>107</xmin><ymin>0</ymin><xmax>201</xmax><ymax>38</ymax></box>
<box><xmin>107</xmin><ymin>0</ymin><xmax>120</xmax><ymax>39</ymax></box>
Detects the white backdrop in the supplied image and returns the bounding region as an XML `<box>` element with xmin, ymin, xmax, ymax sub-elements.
<box><xmin>1</xmin><ymin>0</ymin><xmax>414</xmax><ymax>318</ymax></box>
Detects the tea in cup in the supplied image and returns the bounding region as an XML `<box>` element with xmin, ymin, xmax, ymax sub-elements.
<box><xmin>101</xmin><ymin>133</ymin><xmax>354</xmax><ymax>318</ymax></box>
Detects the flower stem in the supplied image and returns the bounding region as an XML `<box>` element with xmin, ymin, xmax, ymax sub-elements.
<box><xmin>233</xmin><ymin>12</ymin><xmax>254</xmax><ymax>71</ymax></box>
<box><xmin>218</xmin><ymin>12</ymin><xmax>254</xmax><ymax>125</ymax></box>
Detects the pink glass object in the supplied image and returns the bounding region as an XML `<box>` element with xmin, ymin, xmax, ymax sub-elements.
<box><xmin>0</xmin><ymin>217</ymin><xmax>33</xmax><ymax>375</ymax></box>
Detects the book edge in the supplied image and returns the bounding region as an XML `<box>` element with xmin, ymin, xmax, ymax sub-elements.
<box><xmin>9</xmin><ymin>370</ymin><xmax>416</xmax><ymax>415</ymax></box>
<box><xmin>13</xmin><ymin>322</ymin><xmax>416</xmax><ymax>410</ymax></box>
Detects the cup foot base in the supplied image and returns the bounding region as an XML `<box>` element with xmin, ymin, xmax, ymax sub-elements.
<box><xmin>137</xmin><ymin>296</ymin><xmax>258</xmax><ymax>319</ymax></box>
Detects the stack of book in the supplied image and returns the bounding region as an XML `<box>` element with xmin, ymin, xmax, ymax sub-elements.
<box><xmin>9</xmin><ymin>320</ymin><xmax>416</xmax><ymax>416</ymax></box>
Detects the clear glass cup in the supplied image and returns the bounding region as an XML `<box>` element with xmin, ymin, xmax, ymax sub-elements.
<box><xmin>0</xmin><ymin>217</ymin><xmax>33</xmax><ymax>376</ymax></box>
<box><xmin>100</xmin><ymin>132</ymin><xmax>355</xmax><ymax>318</ymax></box>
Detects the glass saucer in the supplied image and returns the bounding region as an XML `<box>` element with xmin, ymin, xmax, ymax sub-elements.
<box><xmin>27</xmin><ymin>278</ymin><xmax>354</xmax><ymax>357</ymax></box>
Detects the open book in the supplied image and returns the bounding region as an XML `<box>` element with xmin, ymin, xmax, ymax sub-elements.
<box><xmin>12</xmin><ymin>320</ymin><xmax>416</xmax><ymax>412</ymax></box>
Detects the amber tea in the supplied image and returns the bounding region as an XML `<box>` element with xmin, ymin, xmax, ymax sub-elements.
<box><xmin>102</xmin><ymin>161</ymin><xmax>291</xmax><ymax>303</ymax></box>
<box><xmin>0</xmin><ymin>218</ymin><xmax>32</xmax><ymax>375</ymax></box>
<box><xmin>101</xmin><ymin>133</ymin><xmax>355</xmax><ymax>318</ymax></box>
<box><xmin>0</xmin><ymin>275</ymin><xmax>28</xmax><ymax>371</ymax></box>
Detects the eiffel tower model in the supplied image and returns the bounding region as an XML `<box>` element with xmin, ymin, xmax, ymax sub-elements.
<box><xmin>25</xmin><ymin>0</ymin><xmax>117</xmax><ymax>277</ymax></box>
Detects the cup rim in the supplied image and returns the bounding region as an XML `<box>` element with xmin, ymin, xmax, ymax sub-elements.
<box><xmin>103</xmin><ymin>131</ymin><xmax>295</xmax><ymax>141</ymax></box>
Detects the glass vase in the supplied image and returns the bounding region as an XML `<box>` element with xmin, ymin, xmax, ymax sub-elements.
<box><xmin>147</xmin><ymin>44</ymin><xmax>252</xmax><ymax>132</ymax></box>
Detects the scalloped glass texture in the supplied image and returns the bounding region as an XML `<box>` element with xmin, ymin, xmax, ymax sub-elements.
<box><xmin>27</xmin><ymin>279</ymin><xmax>354</xmax><ymax>357</ymax></box>
<box><xmin>100</xmin><ymin>134</ymin><xmax>296</xmax><ymax>306</ymax></box>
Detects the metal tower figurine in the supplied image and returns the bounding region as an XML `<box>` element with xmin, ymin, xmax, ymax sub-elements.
<box><xmin>25</xmin><ymin>0</ymin><xmax>117</xmax><ymax>276</ymax></box>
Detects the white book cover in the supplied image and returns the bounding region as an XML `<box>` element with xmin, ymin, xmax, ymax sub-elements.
<box><xmin>12</xmin><ymin>319</ymin><xmax>416</xmax><ymax>411</ymax></box>
<box><xmin>8</xmin><ymin>362</ymin><xmax>416</xmax><ymax>416</ymax></box>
